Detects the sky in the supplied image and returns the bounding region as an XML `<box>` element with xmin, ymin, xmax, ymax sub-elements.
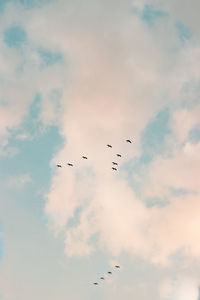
<box><xmin>0</xmin><ymin>0</ymin><xmax>200</xmax><ymax>299</ymax></box>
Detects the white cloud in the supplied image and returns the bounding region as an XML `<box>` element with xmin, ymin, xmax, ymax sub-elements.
<box><xmin>170</xmin><ymin>104</ymin><xmax>200</xmax><ymax>143</ymax></box>
<box><xmin>159</xmin><ymin>277</ymin><xmax>200</xmax><ymax>300</ymax></box>
<box><xmin>41</xmin><ymin>0</ymin><xmax>200</xmax><ymax>265</ymax></box>
<box><xmin>1</xmin><ymin>0</ymin><xmax>200</xmax><ymax>299</ymax></box>
<box><xmin>15</xmin><ymin>132</ymin><xmax>29</xmax><ymax>140</ymax></box>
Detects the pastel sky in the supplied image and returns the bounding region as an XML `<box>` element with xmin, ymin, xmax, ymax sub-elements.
<box><xmin>0</xmin><ymin>0</ymin><xmax>200</xmax><ymax>299</ymax></box>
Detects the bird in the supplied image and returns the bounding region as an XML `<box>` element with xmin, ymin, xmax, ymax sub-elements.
<box><xmin>82</xmin><ymin>156</ymin><xmax>88</xmax><ymax>159</ymax></box>
<box><xmin>126</xmin><ymin>139</ymin><xmax>132</xmax><ymax>143</ymax></box>
<box><xmin>107</xmin><ymin>144</ymin><xmax>112</xmax><ymax>148</ymax></box>
<box><xmin>116</xmin><ymin>154</ymin><xmax>122</xmax><ymax>157</ymax></box>
<box><xmin>112</xmin><ymin>162</ymin><xmax>118</xmax><ymax>165</ymax></box>
<box><xmin>57</xmin><ymin>164</ymin><xmax>62</xmax><ymax>168</ymax></box>
<box><xmin>67</xmin><ymin>163</ymin><xmax>73</xmax><ymax>166</ymax></box>
<box><xmin>115</xmin><ymin>265</ymin><xmax>120</xmax><ymax>268</ymax></box>
<box><xmin>100</xmin><ymin>277</ymin><xmax>105</xmax><ymax>280</ymax></box>
<box><xmin>112</xmin><ymin>167</ymin><xmax>117</xmax><ymax>171</ymax></box>
<box><xmin>93</xmin><ymin>282</ymin><xmax>98</xmax><ymax>285</ymax></box>
<box><xmin>107</xmin><ymin>271</ymin><xmax>112</xmax><ymax>274</ymax></box>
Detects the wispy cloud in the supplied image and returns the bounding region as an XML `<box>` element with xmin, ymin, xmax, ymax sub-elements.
<box><xmin>5</xmin><ymin>173</ymin><xmax>31</xmax><ymax>187</ymax></box>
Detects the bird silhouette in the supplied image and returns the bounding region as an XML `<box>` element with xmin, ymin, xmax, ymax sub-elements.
<box><xmin>115</xmin><ymin>265</ymin><xmax>120</xmax><ymax>268</ymax></box>
<box><xmin>107</xmin><ymin>144</ymin><xmax>112</xmax><ymax>148</ymax></box>
<box><xmin>126</xmin><ymin>139</ymin><xmax>132</xmax><ymax>143</ymax></box>
<box><xmin>112</xmin><ymin>162</ymin><xmax>118</xmax><ymax>165</ymax></box>
<box><xmin>112</xmin><ymin>167</ymin><xmax>117</xmax><ymax>171</ymax></box>
<box><xmin>107</xmin><ymin>271</ymin><xmax>112</xmax><ymax>274</ymax></box>
<box><xmin>93</xmin><ymin>282</ymin><xmax>98</xmax><ymax>285</ymax></box>
<box><xmin>67</xmin><ymin>163</ymin><xmax>73</xmax><ymax>166</ymax></box>
<box><xmin>82</xmin><ymin>156</ymin><xmax>88</xmax><ymax>159</ymax></box>
<box><xmin>116</xmin><ymin>154</ymin><xmax>122</xmax><ymax>157</ymax></box>
<box><xmin>57</xmin><ymin>164</ymin><xmax>62</xmax><ymax>168</ymax></box>
<box><xmin>100</xmin><ymin>277</ymin><xmax>105</xmax><ymax>280</ymax></box>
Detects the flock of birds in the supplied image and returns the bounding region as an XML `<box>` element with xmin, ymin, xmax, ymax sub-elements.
<box><xmin>93</xmin><ymin>265</ymin><xmax>120</xmax><ymax>286</ymax></box>
<box><xmin>56</xmin><ymin>139</ymin><xmax>132</xmax><ymax>170</ymax></box>
<box><xmin>56</xmin><ymin>139</ymin><xmax>132</xmax><ymax>286</ymax></box>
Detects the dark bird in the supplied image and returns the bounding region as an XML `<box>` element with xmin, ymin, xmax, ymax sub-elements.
<box><xmin>112</xmin><ymin>162</ymin><xmax>118</xmax><ymax>165</ymax></box>
<box><xmin>82</xmin><ymin>156</ymin><xmax>88</xmax><ymax>159</ymax></box>
<box><xmin>93</xmin><ymin>282</ymin><xmax>98</xmax><ymax>285</ymax></box>
<box><xmin>100</xmin><ymin>277</ymin><xmax>105</xmax><ymax>280</ymax></box>
<box><xmin>116</xmin><ymin>154</ymin><xmax>122</xmax><ymax>157</ymax></box>
<box><xmin>112</xmin><ymin>167</ymin><xmax>117</xmax><ymax>171</ymax></box>
<box><xmin>107</xmin><ymin>144</ymin><xmax>112</xmax><ymax>148</ymax></box>
<box><xmin>107</xmin><ymin>271</ymin><xmax>112</xmax><ymax>274</ymax></box>
<box><xmin>126</xmin><ymin>139</ymin><xmax>132</xmax><ymax>143</ymax></box>
<box><xmin>67</xmin><ymin>163</ymin><xmax>73</xmax><ymax>167</ymax></box>
<box><xmin>57</xmin><ymin>164</ymin><xmax>62</xmax><ymax>168</ymax></box>
<box><xmin>115</xmin><ymin>265</ymin><xmax>120</xmax><ymax>268</ymax></box>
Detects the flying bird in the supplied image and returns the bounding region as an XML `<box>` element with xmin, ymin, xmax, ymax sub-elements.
<box><xmin>116</xmin><ymin>154</ymin><xmax>122</xmax><ymax>157</ymax></box>
<box><xmin>107</xmin><ymin>271</ymin><xmax>112</xmax><ymax>274</ymax></box>
<box><xmin>107</xmin><ymin>144</ymin><xmax>112</xmax><ymax>148</ymax></box>
<box><xmin>100</xmin><ymin>277</ymin><xmax>105</xmax><ymax>280</ymax></box>
<box><xmin>67</xmin><ymin>163</ymin><xmax>73</xmax><ymax>167</ymax></box>
<box><xmin>112</xmin><ymin>162</ymin><xmax>118</xmax><ymax>165</ymax></box>
<box><xmin>126</xmin><ymin>139</ymin><xmax>132</xmax><ymax>143</ymax></box>
<box><xmin>115</xmin><ymin>265</ymin><xmax>120</xmax><ymax>268</ymax></box>
<box><xmin>57</xmin><ymin>164</ymin><xmax>62</xmax><ymax>168</ymax></box>
<box><xmin>112</xmin><ymin>167</ymin><xmax>117</xmax><ymax>171</ymax></box>
<box><xmin>82</xmin><ymin>156</ymin><xmax>88</xmax><ymax>159</ymax></box>
<box><xmin>93</xmin><ymin>282</ymin><xmax>98</xmax><ymax>285</ymax></box>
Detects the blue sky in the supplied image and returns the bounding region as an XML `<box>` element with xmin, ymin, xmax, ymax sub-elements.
<box><xmin>141</xmin><ymin>4</ymin><xmax>168</xmax><ymax>26</ymax></box>
<box><xmin>0</xmin><ymin>0</ymin><xmax>200</xmax><ymax>299</ymax></box>
<box><xmin>4</xmin><ymin>25</ymin><xmax>27</xmax><ymax>48</ymax></box>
